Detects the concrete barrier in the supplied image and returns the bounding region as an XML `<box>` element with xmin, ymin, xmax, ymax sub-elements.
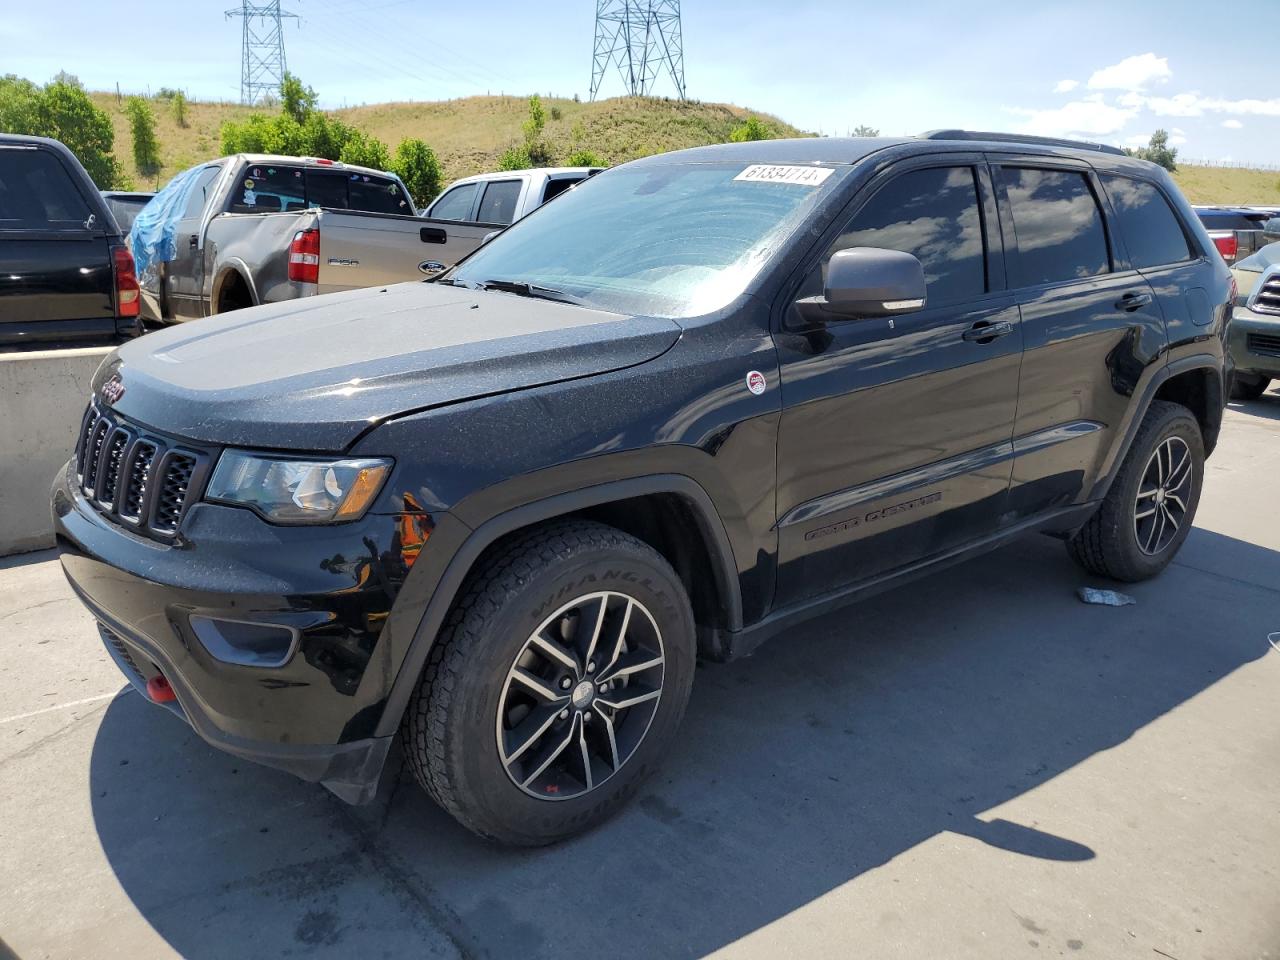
<box><xmin>0</xmin><ymin>347</ymin><xmax>110</xmax><ymax>556</ymax></box>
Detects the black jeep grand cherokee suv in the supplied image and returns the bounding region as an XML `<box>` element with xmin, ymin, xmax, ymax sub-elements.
<box><xmin>54</xmin><ymin>131</ymin><xmax>1231</xmax><ymax>844</ymax></box>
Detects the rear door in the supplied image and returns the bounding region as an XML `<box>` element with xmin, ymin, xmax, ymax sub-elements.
<box><xmin>0</xmin><ymin>141</ymin><xmax>117</xmax><ymax>344</ymax></box>
<box><xmin>166</xmin><ymin>163</ymin><xmax>222</xmax><ymax>320</ymax></box>
<box><xmin>773</xmin><ymin>157</ymin><xmax>1022</xmax><ymax>607</ymax></box>
<box><xmin>992</xmin><ymin>159</ymin><xmax>1168</xmax><ymax>516</ymax></box>
<box><xmin>420</xmin><ymin>179</ymin><xmax>524</xmax><ymax>272</ymax></box>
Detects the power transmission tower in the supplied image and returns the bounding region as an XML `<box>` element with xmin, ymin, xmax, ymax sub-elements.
<box><xmin>589</xmin><ymin>1</ymin><xmax>686</xmax><ymax>101</ymax></box>
<box><xmin>226</xmin><ymin>1</ymin><xmax>299</xmax><ymax>105</ymax></box>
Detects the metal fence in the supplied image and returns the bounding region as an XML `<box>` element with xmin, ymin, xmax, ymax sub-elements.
<box><xmin>1182</xmin><ymin>159</ymin><xmax>1280</xmax><ymax>173</ymax></box>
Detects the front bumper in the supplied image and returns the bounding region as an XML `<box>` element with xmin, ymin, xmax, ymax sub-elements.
<box><xmin>1229</xmin><ymin>306</ymin><xmax>1280</xmax><ymax>379</ymax></box>
<box><xmin>52</xmin><ymin>460</ymin><xmax>425</xmax><ymax>803</ymax></box>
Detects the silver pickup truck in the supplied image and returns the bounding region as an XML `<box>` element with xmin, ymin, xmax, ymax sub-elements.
<box><xmin>418</xmin><ymin>166</ymin><xmax>602</xmax><ymax>273</ymax></box>
<box><xmin>136</xmin><ymin>154</ymin><xmax>425</xmax><ymax>322</ymax></box>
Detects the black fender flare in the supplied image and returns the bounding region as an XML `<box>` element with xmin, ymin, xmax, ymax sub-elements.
<box><xmin>373</xmin><ymin>474</ymin><xmax>743</xmax><ymax>738</ymax></box>
<box><xmin>1089</xmin><ymin>353</ymin><xmax>1224</xmax><ymax>501</ymax></box>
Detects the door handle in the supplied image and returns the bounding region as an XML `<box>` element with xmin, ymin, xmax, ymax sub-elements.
<box><xmin>1115</xmin><ymin>291</ymin><xmax>1153</xmax><ymax>311</ymax></box>
<box><xmin>420</xmin><ymin>227</ymin><xmax>447</xmax><ymax>244</ymax></box>
<box><xmin>961</xmin><ymin>319</ymin><xmax>1014</xmax><ymax>343</ymax></box>
<box><xmin>188</xmin><ymin>234</ymin><xmax>198</xmax><ymax>248</ymax></box>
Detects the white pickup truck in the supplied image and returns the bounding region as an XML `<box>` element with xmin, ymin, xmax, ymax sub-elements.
<box><xmin>135</xmin><ymin>154</ymin><xmax>430</xmax><ymax>322</ymax></box>
<box><xmin>417</xmin><ymin>166</ymin><xmax>603</xmax><ymax>274</ymax></box>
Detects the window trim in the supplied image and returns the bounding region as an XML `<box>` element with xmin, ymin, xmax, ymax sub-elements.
<box><xmin>989</xmin><ymin>156</ymin><xmax>1117</xmax><ymax>292</ymax></box>
<box><xmin>776</xmin><ymin>153</ymin><xmax>1003</xmax><ymax>331</ymax></box>
<box><xmin>0</xmin><ymin>143</ymin><xmax>100</xmax><ymax>238</ymax></box>
<box><xmin>1098</xmin><ymin>172</ymin><xmax>1200</xmax><ymax>271</ymax></box>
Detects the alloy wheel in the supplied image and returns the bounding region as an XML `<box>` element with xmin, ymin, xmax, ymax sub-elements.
<box><xmin>1133</xmin><ymin>436</ymin><xmax>1193</xmax><ymax>556</ymax></box>
<box><xmin>496</xmin><ymin>591</ymin><xmax>665</xmax><ymax>800</ymax></box>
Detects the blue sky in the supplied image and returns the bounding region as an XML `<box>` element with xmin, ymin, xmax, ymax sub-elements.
<box><xmin>6</xmin><ymin>0</ymin><xmax>1277</xmax><ymax>164</ymax></box>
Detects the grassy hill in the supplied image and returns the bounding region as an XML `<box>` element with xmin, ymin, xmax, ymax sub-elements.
<box><xmin>89</xmin><ymin>90</ymin><xmax>1277</xmax><ymax>205</ymax></box>
<box><xmin>88</xmin><ymin>92</ymin><xmax>804</xmax><ymax>190</ymax></box>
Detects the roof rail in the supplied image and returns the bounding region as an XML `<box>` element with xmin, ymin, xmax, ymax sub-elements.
<box><xmin>920</xmin><ymin>129</ymin><xmax>1126</xmax><ymax>157</ymax></box>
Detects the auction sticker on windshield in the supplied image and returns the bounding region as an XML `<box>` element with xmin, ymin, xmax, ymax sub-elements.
<box><xmin>733</xmin><ymin>165</ymin><xmax>834</xmax><ymax>187</ymax></box>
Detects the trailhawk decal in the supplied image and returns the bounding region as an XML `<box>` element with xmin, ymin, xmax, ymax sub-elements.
<box><xmin>804</xmin><ymin>491</ymin><xmax>943</xmax><ymax>541</ymax></box>
<box><xmin>733</xmin><ymin>165</ymin><xmax>833</xmax><ymax>187</ymax></box>
<box><xmin>745</xmin><ymin>370</ymin><xmax>767</xmax><ymax>395</ymax></box>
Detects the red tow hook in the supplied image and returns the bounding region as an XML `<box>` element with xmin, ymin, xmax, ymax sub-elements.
<box><xmin>146</xmin><ymin>675</ymin><xmax>177</xmax><ymax>704</ymax></box>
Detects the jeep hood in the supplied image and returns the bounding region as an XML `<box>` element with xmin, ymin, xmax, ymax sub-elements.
<box><xmin>97</xmin><ymin>282</ymin><xmax>680</xmax><ymax>450</ymax></box>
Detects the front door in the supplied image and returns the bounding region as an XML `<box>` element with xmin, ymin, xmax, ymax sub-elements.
<box><xmin>773</xmin><ymin>159</ymin><xmax>1023</xmax><ymax>608</ymax></box>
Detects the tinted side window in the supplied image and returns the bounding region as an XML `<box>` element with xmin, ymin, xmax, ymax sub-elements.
<box><xmin>1102</xmin><ymin>175</ymin><xmax>1192</xmax><ymax>269</ymax></box>
<box><xmin>542</xmin><ymin>177</ymin><xmax>584</xmax><ymax>204</ymax></box>
<box><xmin>1003</xmin><ymin>167</ymin><xmax>1109</xmax><ymax>286</ymax></box>
<box><xmin>428</xmin><ymin>183</ymin><xmax>479</xmax><ymax>221</ymax></box>
<box><xmin>0</xmin><ymin>146</ymin><xmax>91</xmax><ymax>229</ymax></box>
<box><xmin>829</xmin><ymin>166</ymin><xmax>986</xmax><ymax>305</ymax></box>
<box><xmin>181</xmin><ymin>166</ymin><xmax>222</xmax><ymax>219</ymax></box>
<box><xmin>476</xmin><ymin>180</ymin><xmax>522</xmax><ymax>225</ymax></box>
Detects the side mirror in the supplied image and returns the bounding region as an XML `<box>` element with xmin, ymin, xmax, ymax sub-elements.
<box><xmin>797</xmin><ymin>247</ymin><xmax>927</xmax><ymax>320</ymax></box>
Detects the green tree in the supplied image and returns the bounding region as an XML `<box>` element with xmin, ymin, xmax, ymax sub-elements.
<box><xmin>498</xmin><ymin>144</ymin><xmax>532</xmax><ymax>171</ymax></box>
<box><xmin>392</xmin><ymin>138</ymin><xmax>443</xmax><ymax>208</ymax></box>
<box><xmin>566</xmin><ymin>148</ymin><xmax>604</xmax><ymax>167</ymax></box>
<box><xmin>280</xmin><ymin>72</ymin><xmax>318</xmax><ymax>124</ymax></box>
<box><xmin>729</xmin><ymin>116</ymin><xmax>773</xmax><ymax>142</ymax></box>
<box><xmin>1135</xmin><ymin>129</ymin><xmax>1178</xmax><ymax>172</ymax></box>
<box><xmin>852</xmin><ymin>124</ymin><xmax>879</xmax><ymax>137</ymax></box>
<box><xmin>522</xmin><ymin>93</ymin><xmax>547</xmax><ymax>142</ymax></box>
<box><xmin>339</xmin><ymin>128</ymin><xmax>391</xmax><ymax>170</ymax></box>
<box><xmin>2</xmin><ymin>76</ymin><xmax>124</xmax><ymax>187</ymax></box>
<box><xmin>125</xmin><ymin>96</ymin><xmax>161</xmax><ymax>179</ymax></box>
<box><xmin>172</xmin><ymin>90</ymin><xmax>188</xmax><ymax>128</ymax></box>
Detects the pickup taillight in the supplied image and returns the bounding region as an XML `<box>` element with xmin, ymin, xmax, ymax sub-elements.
<box><xmin>112</xmin><ymin>245</ymin><xmax>139</xmax><ymax>318</ymax></box>
<box><xmin>1212</xmin><ymin>234</ymin><xmax>1238</xmax><ymax>261</ymax></box>
<box><xmin>288</xmin><ymin>228</ymin><xmax>320</xmax><ymax>284</ymax></box>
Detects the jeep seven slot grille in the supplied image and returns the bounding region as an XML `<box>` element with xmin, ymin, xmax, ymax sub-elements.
<box><xmin>1252</xmin><ymin>276</ymin><xmax>1280</xmax><ymax>316</ymax></box>
<box><xmin>74</xmin><ymin>404</ymin><xmax>212</xmax><ymax>539</ymax></box>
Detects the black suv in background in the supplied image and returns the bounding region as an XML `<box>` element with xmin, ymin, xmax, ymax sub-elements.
<box><xmin>55</xmin><ymin>131</ymin><xmax>1231</xmax><ymax>844</ymax></box>
<box><xmin>0</xmin><ymin>134</ymin><xmax>142</xmax><ymax>348</ymax></box>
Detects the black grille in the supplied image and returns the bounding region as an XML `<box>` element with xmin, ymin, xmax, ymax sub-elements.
<box><xmin>74</xmin><ymin>404</ymin><xmax>211</xmax><ymax>539</ymax></box>
<box><xmin>1252</xmin><ymin>276</ymin><xmax>1280</xmax><ymax>316</ymax></box>
<box><xmin>1247</xmin><ymin>331</ymin><xmax>1280</xmax><ymax>357</ymax></box>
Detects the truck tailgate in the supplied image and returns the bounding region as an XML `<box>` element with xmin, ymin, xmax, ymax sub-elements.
<box><xmin>315</xmin><ymin>209</ymin><xmax>435</xmax><ymax>293</ymax></box>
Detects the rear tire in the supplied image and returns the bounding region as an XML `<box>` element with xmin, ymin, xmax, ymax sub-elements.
<box><xmin>403</xmin><ymin>520</ymin><xmax>696</xmax><ymax>845</ymax></box>
<box><xmin>1067</xmin><ymin>400</ymin><xmax>1203</xmax><ymax>582</ymax></box>
<box><xmin>1230</xmin><ymin>373</ymin><xmax>1270</xmax><ymax>401</ymax></box>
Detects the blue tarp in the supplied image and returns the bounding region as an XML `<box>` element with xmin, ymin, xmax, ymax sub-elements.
<box><xmin>128</xmin><ymin>165</ymin><xmax>205</xmax><ymax>276</ymax></box>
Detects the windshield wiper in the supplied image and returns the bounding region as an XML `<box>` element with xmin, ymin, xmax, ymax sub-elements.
<box><xmin>473</xmin><ymin>279</ymin><xmax>584</xmax><ymax>305</ymax></box>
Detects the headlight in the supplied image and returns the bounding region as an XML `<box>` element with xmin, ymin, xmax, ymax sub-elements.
<box><xmin>206</xmin><ymin>452</ymin><xmax>392</xmax><ymax>524</ymax></box>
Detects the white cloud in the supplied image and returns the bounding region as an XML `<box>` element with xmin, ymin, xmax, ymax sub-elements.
<box><xmin>1088</xmin><ymin>53</ymin><xmax>1172</xmax><ymax>91</ymax></box>
<box><xmin>1223</xmin><ymin>119</ymin><xmax>1244</xmax><ymax>129</ymax></box>
<box><xmin>1127</xmin><ymin>91</ymin><xmax>1280</xmax><ymax>118</ymax></box>
<box><xmin>1054</xmin><ymin>79</ymin><xmax>1079</xmax><ymax>93</ymax></box>
<box><xmin>1007</xmin><ymin>99</ymin><xmax>1137</xmax><ymax>137</ymax></box>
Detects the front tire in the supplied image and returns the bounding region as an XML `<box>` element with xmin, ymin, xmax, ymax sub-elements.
<box><xmin>1067</xmin><ymin>400</ymin><xmax>1204</xmax><ymax>582</ymax></box>
<box><xmin>403</xmin><ymin>521</ymin><xmax>696</xmax><ymax>845</ymax></box>
<box><xmin>1230</xmin><ymin>373</ymin><xmax>1270</xmax><ymax>402</ymax></box>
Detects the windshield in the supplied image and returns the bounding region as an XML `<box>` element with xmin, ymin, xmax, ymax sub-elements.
<box><xmin>450</xmin><ymin>161</ymin><xmax>846</xmax><ymax>319</ymax></box>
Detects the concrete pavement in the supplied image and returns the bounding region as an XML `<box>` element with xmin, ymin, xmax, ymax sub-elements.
<box><xmin>2</xmin><ymin>394</ymin><xmax>1279</xmax><ymax>959</ymax></box>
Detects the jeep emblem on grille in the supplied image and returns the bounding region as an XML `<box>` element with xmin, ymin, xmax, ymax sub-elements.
<box><xmin>100</xmin><ymin>375</ymin><xmax>125</xmax><ymax>406</ymax></box>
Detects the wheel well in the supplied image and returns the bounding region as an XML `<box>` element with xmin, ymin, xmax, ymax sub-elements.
<box><xmin>469</xmin><ymin>493</ymin><xmax>735</xmax><ymax>643</ymax></box>
<box><xmin>1154</xmin><ymin>367</ymin><xmax>1222</xmax><ymax>455</ymax></box>
<box><xmin>214</xmin><ymin>271</ymin><xmax>253</xmax><ymax>314</ymax></box>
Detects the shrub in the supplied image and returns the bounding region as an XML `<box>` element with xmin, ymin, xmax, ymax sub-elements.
<box><xmin>172</xmin><ymin>90</ymin><xmax>188</xmax><ymax>128</ymax></box>
<box><xmin>567</xmin><ymin>148</ymin><xmax>604</xmax><ymax>167</ymax></box>
<box><xmin>498</xmin><ymin>144</ymin><xmax>532</xmax><ymax>171</ymax></box>
<box><xmin>728</xmin><ymin>116</ymin><xmax>773</xmax><ymax>143</ymax></box>
<box><xmin>392</xmin><ymin>138</ymin><xmax>443</xmax><ymax>208</ymax></box>
<box><xmin>0</xmin><ymin>74</ymin><xmax>123</xmax><ymax>187</ymax></box>
<box><xmin>550</xmin><ymin>105</ymin><xmax>563</xmax><ymax>121</ymax></box>
<box><xmin>125</xmin><ymin>96</ymin><xmax>161</xmax><ymax>178</ymax></box>
<box><xmin>339</xmin><ymin>129</ymin><xmax>391</xmax><ymax>170</ymax></box>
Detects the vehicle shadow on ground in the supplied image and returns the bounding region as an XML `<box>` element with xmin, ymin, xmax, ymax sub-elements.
<box><xmin>88</xmin><ymin>528</ymin><xmax>1278</xmax><ymax>959</ymax></box>
<box><xmin>1228</xmin><ymin>392</ymin><xmax>1280</xmax><ymax>421</ymax></box>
